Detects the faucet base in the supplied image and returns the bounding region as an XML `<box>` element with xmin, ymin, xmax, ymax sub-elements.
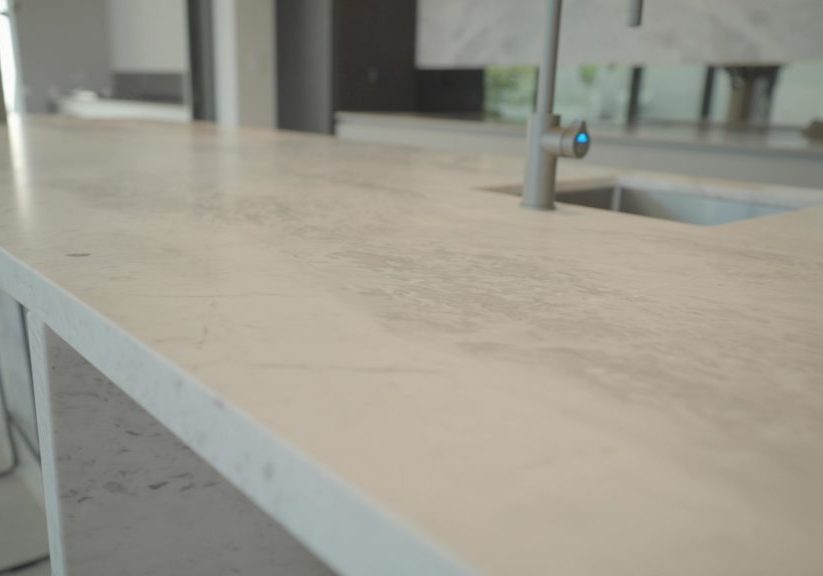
<box><xmin>522</xmin><ymin>113</ymin><xmax>560</xmax><ymax>210</ymax></box>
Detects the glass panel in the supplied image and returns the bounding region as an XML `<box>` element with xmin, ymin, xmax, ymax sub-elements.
<box><xmin>482</xmin><ymin>62</ymin><xmax>823</xmax><ymax>129</ymax></box>
<box><xmin>484</xmin><ymin>66</ymin><xmax>536</xmax><ymax>122</ymax></box>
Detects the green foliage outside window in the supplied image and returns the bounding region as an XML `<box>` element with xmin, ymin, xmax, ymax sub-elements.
<box><xmin>484</xmin><ymin>66</ymin><xmax>537</xmax><ymax>121</ymax></box>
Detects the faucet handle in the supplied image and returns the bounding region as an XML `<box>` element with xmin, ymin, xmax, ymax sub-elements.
<box><xmin>541</xmin><ymin>118</ymin><xmax>590</xmax><ymax>159</ymax></box>
<box><xmin>566</xmin><ymin>119</ymin><xmax>591</xmax><ymax>158</ymax></box>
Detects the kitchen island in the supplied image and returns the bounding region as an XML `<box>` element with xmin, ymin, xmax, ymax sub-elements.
<box><xmin>1</xmin><ymin>117</ymin><xmax>822</xmax><ymax>576</ymax></box>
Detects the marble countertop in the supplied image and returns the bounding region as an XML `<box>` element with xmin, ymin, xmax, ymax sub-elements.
<box><xmin>336</xmin><ymin>111</ymin><xmax>823</xmax><ymax>159</ymax></box>
<box><xmin>1</xmin><ymin>117</ymin><xmax>823</xmax><ymax>576</ymax></box>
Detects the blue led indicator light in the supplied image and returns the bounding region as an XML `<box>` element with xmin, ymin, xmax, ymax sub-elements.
<box><xmin>576</xmin><ymin>132</ymin><xmax>589</xmax><ymax>145</ymax></box>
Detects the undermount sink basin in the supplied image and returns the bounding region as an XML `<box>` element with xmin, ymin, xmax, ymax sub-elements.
<box><xmin>556</xmin><ymin>186</ymin><xmax>798</xmax><ymax>226</ymax></box>
<box><xmin>481</xmin><ymin>178</ymin><xmax>821</xmax><ymax>226</ymax></box>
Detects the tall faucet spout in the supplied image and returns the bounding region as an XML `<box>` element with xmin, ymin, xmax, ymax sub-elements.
<box><xmin>534</xmin><ymin>0</ymin><xmax>563</xmax><ymax>116</ymax></box>
<box><xmin>628</xmin><ymin>0</ymin><xmax>644</xmax><ymax>26</ymax></box>
<box><xmin>522</xmin><ymin>0</ymin><xmax>645</xmax><ymax>210</ymax></box>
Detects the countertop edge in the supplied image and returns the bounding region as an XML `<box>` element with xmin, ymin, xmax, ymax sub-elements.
<box><xmin>0</xmin><ymin>247</ymin><xmax>472</xmax><ymax>576</ymax></box>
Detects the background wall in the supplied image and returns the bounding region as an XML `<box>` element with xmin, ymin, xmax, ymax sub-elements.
<box><xmin>14</xmin><ymin>0</ymin><xmax>190</xmax><ymax>112</ymax></box>
<box><xmin>108</xmin><ymin>0</ymin><xmax>188</xmax><ymax>72</ymax></box>
<box><xmin>107</xmin><ymin>0</ymin><xmax>189</xmax><ymax>102</ymax></box>
<box><xmin>15</xmin><ymin>0</ymin><xmax>111</xmax><ymax>113</ymax></box>
<box><xmin>416</xmin><ymin>0</ymin><xmax>823</xmax><ymax>68</ymax></box>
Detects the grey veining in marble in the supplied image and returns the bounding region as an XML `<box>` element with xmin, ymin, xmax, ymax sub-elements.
<box><xmin>416</xmin><ymin>0</ymin><xmax>823</xmax><ymax>67</ymax></box>
<box><xmin>0</xmin><ymin>117</ymin><xmax>822</xmax><ymax>575</ymax></box>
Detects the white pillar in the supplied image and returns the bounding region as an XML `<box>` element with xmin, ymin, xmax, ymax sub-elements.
<box><xmin>212</xmin><ymin>0</ymin><xmax>240</xmax><ymax>127</ymax></box>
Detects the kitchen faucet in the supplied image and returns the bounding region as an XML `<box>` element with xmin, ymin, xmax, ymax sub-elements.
<box><xmin>522</xmin><ymin>0</ymin><xmax>644</xmax><ymax>210</ymax></box>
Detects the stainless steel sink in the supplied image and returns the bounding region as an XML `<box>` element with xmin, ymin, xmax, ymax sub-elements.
<box><xmin>556</xmin><ymin>186</ymin><xmax>800</xmax><ymax>226</ymax></box>
<box><xmin>480</xmin><ymin>178</ymin><xmax>821</xmax><ymax>226</ymax></box>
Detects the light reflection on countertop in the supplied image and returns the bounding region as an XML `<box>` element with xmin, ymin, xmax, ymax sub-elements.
<box><xmin>336</xmin><ymin>111</ymin><xmax>823</xmax><ymax>157</ymax></box>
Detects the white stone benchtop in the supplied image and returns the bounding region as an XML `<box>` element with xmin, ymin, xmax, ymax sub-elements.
<box><xmin>1</xmin><ymin>116</ymin><xmax>822</xmax><ymax>576</ymax></box>
<box><xmin>336</xmin><ymin>111</ymin><xmax>823</xmax><ymax>159</ymax></box>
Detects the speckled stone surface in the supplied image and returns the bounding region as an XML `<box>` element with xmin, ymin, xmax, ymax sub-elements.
<box><xmin>35</xmin><ymin>325</ymin><xmax>332</xmax><ymax>576</ymax></box>
<box><xmin>1</xmin><ymin>117</ymin><xmax>822</xmax><ymax>575</ymax></box>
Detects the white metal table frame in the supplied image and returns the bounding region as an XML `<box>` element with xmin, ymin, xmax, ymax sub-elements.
<box><xmin>0</xmin><ymin>247</ymin><xmax>463</xmax><ymax>576</ymax></box>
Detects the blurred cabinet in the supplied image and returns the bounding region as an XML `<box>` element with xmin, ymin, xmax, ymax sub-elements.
<box><xmin>276</xmin><ymin>0</ymin><xmax>417</xmax><ymax>134</ymax></box>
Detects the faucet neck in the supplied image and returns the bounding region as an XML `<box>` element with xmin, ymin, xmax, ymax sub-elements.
<box><xmin>534</xmin><ymin>0</ymin><xmax>563</xmax><ymax>117</ymax></box>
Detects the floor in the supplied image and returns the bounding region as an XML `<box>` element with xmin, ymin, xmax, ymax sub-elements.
<box><xmin>0</xmin><ymin>471</ymin><xmax>49</xmax><ymax>575</ymax></box>
<box><xmin>0</xmin><ymin>438</ymin><xmax>49</xmax><ymax>575</ymax></box>
<box><xmin>2</xmin><ymin>560</ymin><xmax>50</xmax><ymax>576</ymax></box>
